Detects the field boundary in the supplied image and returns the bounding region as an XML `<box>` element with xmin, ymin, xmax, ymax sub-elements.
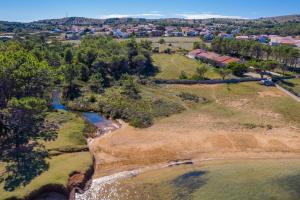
<box><xmin>154</xmin><ymin>77</ymin><xmax>264</xmax><ymax>85</ymax></box>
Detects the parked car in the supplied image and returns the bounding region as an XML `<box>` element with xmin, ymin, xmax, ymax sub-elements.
<box><xmin>260</xmin><ymin>79</ymin><xmax>275</xmax><ymax>86</ymax></box>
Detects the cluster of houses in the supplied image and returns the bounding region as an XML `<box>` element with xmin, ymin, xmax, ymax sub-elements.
<box><xmin>49</xmin><ymin>24</ymin><xmax>217</xmax><ymax>40</ymax></box>
<box><xmin>269</xmin><ymin>35</ymin><xmax>300</xmax><ymax>47</ymax></box>
<box><xmin>51</xmin><ymin>25</ymin><xmax>300</xmax><ymax>48</ymax></box>
<box><xmin>220</xmin><ymin>33</ymin><xmax>300</xmax><ymax>47</ymax></box>
<box><xmin>111</xmin><ymin>25</ymin><xmax>215</xmax><ymax>39</ymax></box>
<box><xmin>188</xmin><ymin>49</ymin><xmax>241</xmax><ymax>67</ymax></box>
<box><xmin>2</xmin><ymin>22</ymin><xmax>300</xmax><ymax>50</ymax></box>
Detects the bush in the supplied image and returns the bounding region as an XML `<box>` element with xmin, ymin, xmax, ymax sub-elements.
<box><xmin>98</xmin><ymin>87</ymin><xmax>153</xmax><ymax>128</ymax></box>
<box><xmin>152</xmin><ymin>99</ymin><xmax>184</xmax><ymax>117</ymax></box>
<box><xmin>164</xmin><ymin>48</ymin><xmax>174</xmax><ymax>54</ymax></box>
<box><xmin>88</xmin><ymin>95</ymin><xmax>97</xmax><ymax>103</ymax></box>
<box><xmin>177</xmin><ymin>92</ymin><xmax>206</xmax><ymax>103</ymax></box>
<box><xmin>129</xmin><ymin>112</ymin><xmax>153</xmax><ymax>128</ymax></box>
<box><xmin>97</xmin><ymin>86</ymin><xmax>185</xmax><ymax>128</ymax></box>
<box><xmin>179</xmin><ymin>71</ymin><xmax>188</xmax><ymax>80</ymax></box>
<box><xmin>228</xmin><ymin>62</ymin><xmax>248</xmax><ymax>77</ymax></box>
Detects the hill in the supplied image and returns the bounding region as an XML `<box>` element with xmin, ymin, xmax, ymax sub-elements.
<box><xmin>35</xmin><ymin>17</ymin><xmax>105</xmax><ymax>26</ymax></box>
<box><xmin>256</xmin><ymin>14</ymin><xmax>300</xmax><ymax>23</ymax></box>
<box><xmin>1</xmin><ymin>14</ymin><xmax>299</xmax><ymax>33</ymax></box>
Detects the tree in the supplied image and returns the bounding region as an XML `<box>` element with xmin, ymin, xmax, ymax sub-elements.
<box><xmin>164</xmin><ymin>48</ymin><xmax>173</xmax><ymax>54</ymax></box>
<box><xmin>64</xmin><ymin>48</ymin><xmax>73</xmax><ymax>64</ymax></box>
<box><xmin>1</xmin><ymin>97</ymin><xmax>57</xmax><ymax>190</ymax></box>
<box><xmin>62</xmin><ymin>64</ymin><xmax>78</xmax><ymax>99</ymax></box>
<box><xmin>139</xmin><ymin>40</ymin><xmax>153</xmax><ymax>51</ymax></box>
<box><xmin>0</xmin><ymin>44</ymin><xmax>56</xmax><ymax>190</ymax></box>
<box><xmin>228</xmin><ymin>62</ymin><xmax>248</xmax><ymax>77</ymax></box>
<box><xmin>248</xmin><ymin>59</ymin><xmax>278</xmax><ymax>78</ymax></box>
<box><xmin>179</xmin><ymin>71</ymin><xmax>188</xmax><ymax>80</ymax></box>
<box><xmin>132</xmin><ymin>54</ymin><xmax>147</xmax><ymax>73</ymax></box>
<box><xmin>215</xmin><ymin>67</ymin><xmax>232</xmax><ymax>80</ymax></box>
<box><xmin>194</xmin><ymin>65</ymin><xmax>208</xmax><ymax>80</ymax></box>
<box><xmin>158</xmin><ymin>38</ymin><xmax>166</xmax><ymax>45</ymax></box>
<box><xmin>0</xmin><ymin>49</ymin><xmax>52</xmax><ymax>108</ymax></box>
<box><xmin>193</xmin><ymin>41</ymin><xmax>207</xmax><ymax>50</ymax></box>
<box><xmin>120</xmin><ymin>75</ymin><xmax>141</xmax><ymax>99</ymax></box>
<box><xmin>89</xmin><ymin>73</ymin><xmax>104</xmax><ymax>93</ymax></box>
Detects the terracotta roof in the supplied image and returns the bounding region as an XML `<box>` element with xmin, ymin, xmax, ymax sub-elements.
<box><xmin>191</xmin><ymin>49</ymin><xmax>240</xmax><ymax>65</ymax></box>
<box><xmin>222</xmin><ymin>58</ymin><xmax>240</xmax><ymax>64</ymax></box>
<box><xmin>189</xmin><ymin>49</ymin><xmax>206</xmax><ymax>56</ymax></box>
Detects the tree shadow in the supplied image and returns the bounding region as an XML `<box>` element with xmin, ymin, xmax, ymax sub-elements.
<box><xmin>170</xmin><ymin>171</ymin><xmax>208</xmax><ymax>200</ymax></box>
<box><xmin>62</xmin><ymin>84</ymin><xmax>82</xmax><ymax>100</ymax></box>
<box><xmin>1</xmin><ymin>148</ymin><xmax>49</xmax><ymax>192</ymax></box>
<box><xmin>276</xmin><ymin>172</ymin><xmax>300</xmax><ymax>199</ymax></box>
<box><xmin>141</xmin><ymin>64</ymin><xmax>159</xmax><ymax>77</ymax></box>
<box><xmin>280</xmin><ymin>80</ymin><xmax>296</xmax><ymax>87</ymax></box>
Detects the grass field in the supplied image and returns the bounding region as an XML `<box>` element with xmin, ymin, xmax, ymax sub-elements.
<box><xmin>141</xmin><ymin>82</ymin><xmax>300</xmax><ymax>127</ymax></box>
<box><xmin>0</xmin><ymin>111</ymin><xmax>92</xmax><ymax>200</ymax></box>
<box><xmin>116</xmin><ymin>159</ymin><xmax>300</xmax><ymax>200</ymax></box>
<box><xmin>153</xmin><ymin>54</ymin><xmax>221</xmax><ymax>80</ymax></box>
<box><xmin>120</xmin><ymin>37</ymin><xmax>203</xmax><ymax>52</ymax></box>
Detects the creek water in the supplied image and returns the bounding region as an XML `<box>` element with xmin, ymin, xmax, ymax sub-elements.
<box><xmin>51</xmin><ymin>91</ymin><xmax>113</xmax><ymax>128</ymax></box>
<box><xmin>82</xmin><ymin>112</ymin><xmax>113</xmax><ymax>129</ymax></box>
<box><xmin>51</xmin><ymin>90</ymin><xmax>66</xmax><ymax>111</ymax></box>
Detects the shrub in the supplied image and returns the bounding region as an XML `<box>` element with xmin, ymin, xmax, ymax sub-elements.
<box><xmin>98</xmin><ymin>87</ymin><xmax>153</xmax><ymax>128</ymax></box>
<box><xmin>178</xmin><ymin>92</ymin><xmax>206</xmax><ymax>103</ymax></box>
<box><xmin>88</xmin><ymin>95</ymin><xmax>97</xmax><ymax>103</ymax></box>
<box><xmin>152</xmin><ymin>99</ymin><xmax>185</xmax><ymax>117</ymax></box>
<box><xmin>129</xmin><ymin>112</ymin><xmax>153</xmax><ymax>128</ymax></box>
<box><xmin>192</xmin><ymin>65</ymin><xmax>208</xmax><ymax>80</ymax></box>
<box><xmin>179</xmin><ymin>71</ymin><xmax>188</xmax><ymax>80</ymax></box>
<box><xmin>159</xmin><ymin>38</ymin><xmax>166</xmax><ymax>44</ymax></box>
<box><xmin>228</xmin><ymin>62</ymin><xmax>248</xmax><ymax>77</ymax></box>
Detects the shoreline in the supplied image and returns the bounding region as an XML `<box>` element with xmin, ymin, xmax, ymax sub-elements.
<box><xmin>75</xmin><ymin>153</ymin><xmax>300</xmax><ymax>200</ymax></box>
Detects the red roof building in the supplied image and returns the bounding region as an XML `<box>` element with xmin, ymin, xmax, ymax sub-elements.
<box><xmin>189</xmin><ymin>49</ymin><xmax>241</xmax><ymax>67</ymax></box>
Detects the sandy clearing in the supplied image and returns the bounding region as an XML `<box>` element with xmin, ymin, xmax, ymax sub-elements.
<box><xmin>91</xmin><ymin>116</ymin><xmax>300</xmax><ymax>178</ymax></box>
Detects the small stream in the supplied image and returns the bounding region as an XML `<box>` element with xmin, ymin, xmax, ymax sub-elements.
<box><xmin>44</xmin><ymin>91</ymin><xmax>120</xmax><ymax>200</ymax></box>
<box><xmin>51</xmin><ymin>90</ymin><xmax>115</xmax><ymax>129</ymax></box>
<box><xmin>51</xmin><ymin>90</ymin><xmax>66</xmax><ymax>111</ymax></box>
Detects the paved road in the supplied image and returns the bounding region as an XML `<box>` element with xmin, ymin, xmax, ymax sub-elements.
<box><xmin>276</xmin><ymin>84</ymin><xmax>300</xmax><ymax>102</ymax></box>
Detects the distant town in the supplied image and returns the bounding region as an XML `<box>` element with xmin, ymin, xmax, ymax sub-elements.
<box><xmin>1</xmin><ymin>16</ymin><xmax>300</xmax><ymax>48</ymax></box>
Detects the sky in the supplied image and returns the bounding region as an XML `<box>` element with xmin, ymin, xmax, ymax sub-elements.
<box><xmin>1</xmin><ymin>0</ymin><xmax>300</xmax><ymax>22</ymax></box>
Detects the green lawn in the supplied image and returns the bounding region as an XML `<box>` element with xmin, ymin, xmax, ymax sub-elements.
<box><xmin>117</xmin><ymin>159</ymin><xmax>300</xmax><ymax>200</ymax></box>
<box><xmin>45</xmin><ymin>111</ymin><xmax>87</xmax><ymax>149</ymax></box>
<box><xmin>153</xmin><ymin>54</ymin><xmax>221</xmax><ymax>80</ymax></box>
<box><xmin>0</xmin><ymin>152</ymin><xmax>92</xmax><ymax>200</ymax></box>
<box><xmin>0</xmin><ymin>111</ymin><xmax>92</xmax><ymax>200</ymax></box>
